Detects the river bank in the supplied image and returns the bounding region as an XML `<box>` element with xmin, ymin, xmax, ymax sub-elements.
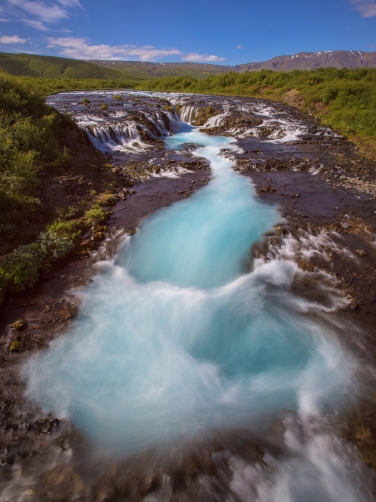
<box><xmin>1</xmin><ymin>91</ymin><xmax>376</xmax><ymax>501</ymax></box>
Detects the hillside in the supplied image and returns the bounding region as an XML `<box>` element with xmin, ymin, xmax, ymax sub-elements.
<box><xmin>0</xmin><ymin>53</ymin><xmax>125</xmax><ymax>79</ymax></box>
<box><xmin>93</xmin><ymin>51</ymin><xmax>376</xmax><ymax>78</ymax></box>
<box><xmin>0</xmin><ymin>72</ymin><xmax>114</xmax><ymax>304</ymax></box>
<box><xmin>90</xmin><ymin>60</ymin><xmax>232</xmax><ymax>79</ymax></box>
<box><xmin>236</xmin><ymin>50</ymin><xmax>376</xmax><ymax>72</ymax></box>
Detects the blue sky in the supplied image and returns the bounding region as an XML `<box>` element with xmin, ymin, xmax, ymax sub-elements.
<box><xmin>0</xmin><ymin>0</ymin><xmax>375</xmax><ymax>65</ymax></box>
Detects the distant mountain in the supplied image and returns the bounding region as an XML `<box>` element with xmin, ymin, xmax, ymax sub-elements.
<box><xmin>93</xmin><ymin>51</ymin><xmax>376</xmax><ymax>78</ymax></box>
<box><xmin>0</xmin><ymin>53</ymin><xmax>125</xmax><ymax>79</ymax></box>
<box><xmin>90</xmin><ymin>60</ymin><xmax>232</xmax><ymax>80</ymax></box>
<box><xmin>236</xmin><ymin>50</ymin><xmax>376</xmax><ymax>72</ymax></box>
<box><xmin>1</xmin><ymin>50</ymin><xmax>376</xmax><ymax>82</ymax></box>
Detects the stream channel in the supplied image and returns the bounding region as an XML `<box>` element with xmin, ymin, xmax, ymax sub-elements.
<box><xmin>7</xmin><ymin>91</ymin><xmax>375</xmax><ymax>501</ymax></box>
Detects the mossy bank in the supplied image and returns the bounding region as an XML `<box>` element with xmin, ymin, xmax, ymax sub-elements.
<box><xmin>0</xmin><ymin>72</ymin><xmax>119</xmax><ymax>305</ymax></box>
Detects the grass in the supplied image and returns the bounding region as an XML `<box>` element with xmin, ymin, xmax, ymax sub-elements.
<box><xmin>70</xmin><ymin>60</ymin><xmax>232</xmax><ymax>80</ymax></box>
<box><xmin>11</xmin><ymin>76</ymin><xmax>137</xmax><ymax>96</ymax></box>
<box><xmin>0</xmin><ymin>52</ymin><xmax>128</xmax><ymax>80</ymax></box>
<box><xmin>136</xmin><ymin>67</ymin><xmax>376</xmax><ymax>157</ymax></box>
<box><xmin>0</xmin><ymin>53</ymin><xmax>231</xmax><ymax>82</ymax></box>
<box><xmin>0</xmin><ymin>204</ymin><xmax>108</xmax><ymax>304</ymax></box>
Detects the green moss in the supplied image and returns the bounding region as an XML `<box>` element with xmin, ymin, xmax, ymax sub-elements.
<box><xmin>96</xmin><ymin>192</ymin><xmax>117</xmax><ymax>207</ymax></box>
<box><xmin>0</xmin><ymin>200</ymin><xmax>112</xmax><ymax>304</ymax></box>
<box><xmin>9</xmin><ymin>340</ymin><xmax>21</xmax><ymax>352</ymax></box>
<box><xmin>192</xmin><ymin>107</ymin><xmax>218</xmax><ymax>126</ymax></box>
<box><xmin>163</xmin><ymin>105</ymin><xmax>174</xmax><ymax>112</ymax></box>
<box><xmin>10</xmin><ymin>320</ymin><xmax>27</xmax><ymax>330</ymax></box>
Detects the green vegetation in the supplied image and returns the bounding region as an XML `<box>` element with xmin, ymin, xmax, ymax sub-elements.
<box><xmin>0</xmin><ymin>53</ymin><xmax>128</xmax><ymax>80</ymax></box>
<box><xmin>0</xmin><ymin>53</ymin><xmax>231</xmax><ymax>83</ymax></box>
<box><xmin>0</xmin><ymin>71</ymin><xmax>75</xmax><ymax>252</ymax></box>
<box><xmin>87</xmin><ymin>60</ymin><xmax>232</xmax><ymax>80</ymax></box>
<box><xmin>85</xmin><ymin>204</ymin><xmax>107</xmax><ymax>227</ymax></box>
<box><xmin>137</xmin><ymin>67</ymin><xmax>376</xmax><ymax>156</ymax></box>
<box><xmin>0</xmin><ymin>71</ymin><xmax>113</xmax><ymax>304</ymax></box>
<box><xmin>10</xmin><ymin>76</ymin><xmax>136</xmax><ymax>96</ymax></box>
<box><xmin>0</xmin><ymin>205</ymin><xmax>108</xmax><ymax>304</ymax></box>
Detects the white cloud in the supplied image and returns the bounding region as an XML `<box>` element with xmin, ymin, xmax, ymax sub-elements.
<box><xmin>22</xmin><ymin>19</ymin><xmax>49</xmax><ymax>30</ymax></box>
<box><xmin>181</xmin><ymin>52</ymin><xmax>226</xmax><ymax>62</ymax></box>
<box><xmin>351</xmin><ymin>0</ymin><xmax>376</xmax><ymax>17</ymax></box>
<box><xmin>236</xmin><ymin>44</ymin><xmax>243</xmax><ymax>49</ymax></box>
<box><xmin>46</xmin><ymin>37</ymin><xmax>226</xmax><ymax>63</ymax></box>
<box><xmin>57</xmin><ymin>0</ymin><xmax>82</xmax><ymax>7</ymax></box>
<box><xmin>2</xmin><ymin>0</ymin><xmax>82</xmax><ymax>30</ymax></box>
<box><xmin>6</xmin><ymin>0</ymin><xmax>69</xmax><ymax>23</ymax></box>
<box><xmin>47</xmin><ymin>37</ymin><xmax>182</xmax><ymax>61</ymax></box>
<box><xmin>0</xmin><ymin>34</ymin><xmax>26</xmax><ymax>44</ymax></box>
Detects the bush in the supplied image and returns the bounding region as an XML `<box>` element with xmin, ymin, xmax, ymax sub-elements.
<box><xmin>85</xmin><ymin>204</ymin><xmax>107</xmax><ymax>227</ymax></box>
<box><xmin>0</xmin><ymin>202</ymin><xmax>110</xmax><ymax>304</ymax></box>
<box><xmin>322</xmin><ymin>87</ymin><xmax>339</xmax><ymax>104</ymax></box>
<box><xmin>0</xmin><ymin>243</ymin><xmax>45</xmax><ymax>303</ymax></box>
<box><xmin>39</xmin><ymin>220</ymin><xmax>79</xmax><ymax>261</ymax></box>
<box><xmin>0</xmin><ymin>73</ymin><xmax>77</xmax><ymax>252</ymax></box>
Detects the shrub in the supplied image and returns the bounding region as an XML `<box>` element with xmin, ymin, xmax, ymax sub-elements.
<box><xmin>39</xmin><ymin>220</ymin><xmax>79</xmax><ymax>261</ymax></box>
<box><xmin>0</xmin><ymin>243</ymin><xmax>45</xmax><ymax>303</ymax></box>
<box><xmin>85</xmin><ymin>204</ymin><xmax>107</xmax><ymax>227</ymax></box>
<box><xmin>0</xmin><ymin>73</ymin><xmax>79</xmax><ymax>251</ymax></box>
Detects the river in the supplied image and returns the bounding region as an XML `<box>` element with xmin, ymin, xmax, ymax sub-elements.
<box><xmin>1</xmin><ymin>90</ymin><xmax>373</xmax><ymax>501</ymax></box>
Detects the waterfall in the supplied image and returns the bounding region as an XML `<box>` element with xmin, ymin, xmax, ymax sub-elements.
<box><xmin>85</xmin><ymin>123</ymin><xmax>142</xmax><ymax>152</ymax></box>
<box><xmin>178</xmin><ymin>105</ymin><xmax>198</xmax><ymax>124</ymax></box>
<box><xmin>203</xmin><ymin>112</ymin><xmax>227</xmax><ymax>128</ymax></box>
<box><xmin>83</xmin><ymin>109</ymin><xmax>181</xmax><ymax>152</ymax></box>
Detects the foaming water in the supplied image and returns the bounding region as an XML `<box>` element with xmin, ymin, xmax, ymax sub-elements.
<box><xmin>23</xmin><ymin>125</ymin><xmax>365</xmax><ymax>498</ymax></box>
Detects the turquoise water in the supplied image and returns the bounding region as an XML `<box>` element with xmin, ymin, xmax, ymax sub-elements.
<box><xmin>25</xmin><ymin>128</ymin><xmax>354</xmax><ymax>457</ymax></box>
<box><xmin>120</xmin><ymin>132</ymin><xmax>277</xmax><ymax>288</ymax></box>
